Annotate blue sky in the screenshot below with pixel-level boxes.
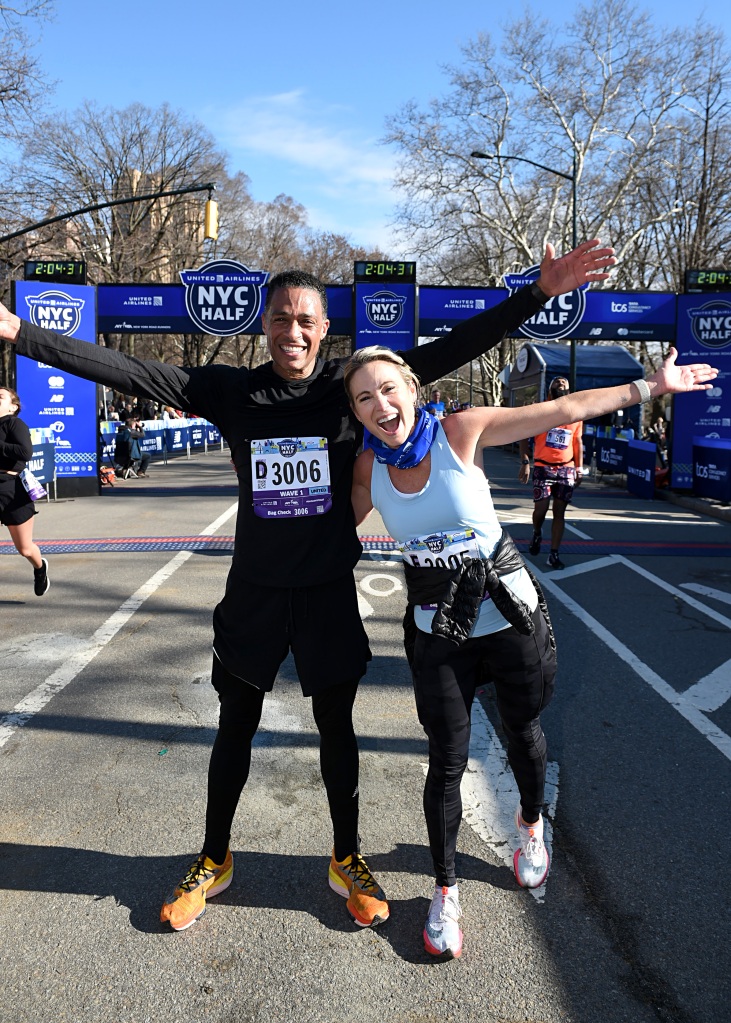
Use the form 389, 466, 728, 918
31, 0, 730, 255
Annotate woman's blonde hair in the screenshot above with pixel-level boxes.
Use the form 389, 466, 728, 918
343, 346, 421, 404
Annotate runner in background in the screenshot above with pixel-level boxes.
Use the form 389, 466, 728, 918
518, 377, 583, 569
0, 387, 50, 595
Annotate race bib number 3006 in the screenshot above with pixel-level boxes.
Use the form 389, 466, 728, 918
251, 437, 332, 519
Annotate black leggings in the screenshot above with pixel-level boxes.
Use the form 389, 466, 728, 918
202, 657, 360, 864
411, 605, 556, 887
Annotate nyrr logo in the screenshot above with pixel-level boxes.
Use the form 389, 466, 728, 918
504, 266, 586, 341
180, 259, 268, 337
26, 292, 84, 335
363, 290, 406, 329
687, 301, 731, 349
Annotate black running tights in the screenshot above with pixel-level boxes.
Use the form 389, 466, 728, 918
202, 657, 360, 864
411, 605, 556, 887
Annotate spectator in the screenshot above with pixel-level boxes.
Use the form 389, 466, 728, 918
424, 389, 446, 419
114, 416, 151, 478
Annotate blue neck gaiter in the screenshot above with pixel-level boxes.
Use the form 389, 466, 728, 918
364, 406, 439, 469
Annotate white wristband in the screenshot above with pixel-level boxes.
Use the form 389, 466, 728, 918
633, 378, 651, 404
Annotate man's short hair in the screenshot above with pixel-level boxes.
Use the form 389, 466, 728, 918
264, 269, 328, 319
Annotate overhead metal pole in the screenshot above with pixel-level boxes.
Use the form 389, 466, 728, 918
0, 182, 217, 245
470, 149, 579, 390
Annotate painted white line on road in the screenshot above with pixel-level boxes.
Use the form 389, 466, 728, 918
681, 660, 731, 713
564, 522, 593, 540
359, 573, 403, 597
357, 594, 375, 619
680, 582, 731, 607
571, 514, 713, 525
0, 502, 239, 751
614, 556, 731, 631
545, 555, 619, 580
534, 565, 731, 763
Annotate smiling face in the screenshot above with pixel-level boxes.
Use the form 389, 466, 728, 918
262, 286, 330, 381
348, 360, 419, 449
0, 388, 19, 417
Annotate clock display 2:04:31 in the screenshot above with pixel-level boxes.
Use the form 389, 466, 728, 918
354, 260, 416, 282
23, 259, 87, 285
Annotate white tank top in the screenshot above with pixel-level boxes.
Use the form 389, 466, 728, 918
371, 421, 537, 637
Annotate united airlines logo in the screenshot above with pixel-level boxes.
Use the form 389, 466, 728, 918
504, 265, 586, 341
26, 292, 84, 335
363, 290, 407, 329
687, 301, 731, 349
180, 259, 268, 336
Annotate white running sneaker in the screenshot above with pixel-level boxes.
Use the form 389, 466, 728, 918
423, 883, 463, 959
514, 808, 550, 888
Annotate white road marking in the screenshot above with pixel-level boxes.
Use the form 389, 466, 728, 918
534, 563, 731, 763
613, 556, 731, 631
564, 522, 593, 539
544, 555, 619, 579
0, 502, 239, 750
681, 661, 731, 713
359, 573, 403, 597
680, 583, 731, 607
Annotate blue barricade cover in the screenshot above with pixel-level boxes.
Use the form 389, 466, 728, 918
27, 441, 56, 485
626, 439, 657, 499
693, 436, 731, 503
164, 425, 190, 452
595, 436, 628, 475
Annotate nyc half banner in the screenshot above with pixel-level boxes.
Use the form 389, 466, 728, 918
354, 281, 417, 350
97, 273, 353, 338
418, 283, 676, 342
672, 295, 731, 487
14, 281, 98, 479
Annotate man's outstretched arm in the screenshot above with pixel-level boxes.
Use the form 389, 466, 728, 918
402, 239, 616, 385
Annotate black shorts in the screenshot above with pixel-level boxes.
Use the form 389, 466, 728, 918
211, 571, 372, 696
0, 473, 35, 527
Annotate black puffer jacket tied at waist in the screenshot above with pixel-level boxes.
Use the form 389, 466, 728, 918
403, 529, 556, 651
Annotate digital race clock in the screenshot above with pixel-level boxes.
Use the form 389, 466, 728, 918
684, 268, 731, 293
354, 260, 416, 283
24, 259, 87, 285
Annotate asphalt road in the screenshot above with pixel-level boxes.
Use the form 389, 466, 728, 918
1, 446, 729, 1023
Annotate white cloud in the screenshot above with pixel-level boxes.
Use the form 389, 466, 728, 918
211, 90, 397, 191
198, 90, 408, 250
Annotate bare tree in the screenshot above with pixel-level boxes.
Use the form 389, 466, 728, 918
0, 0, 54, 382
384, 0, 731, 396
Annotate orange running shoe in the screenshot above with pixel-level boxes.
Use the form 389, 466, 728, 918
328, 850, 389, 928
160, 849, 233, 931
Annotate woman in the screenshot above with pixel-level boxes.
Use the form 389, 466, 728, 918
345, 346, 716, 959
0, 387, 50, 595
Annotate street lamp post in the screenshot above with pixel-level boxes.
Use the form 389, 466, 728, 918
470, 148, 578, 391
0, 182, 219, 247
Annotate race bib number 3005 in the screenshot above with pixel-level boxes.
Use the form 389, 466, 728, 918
251, 437, 332, 519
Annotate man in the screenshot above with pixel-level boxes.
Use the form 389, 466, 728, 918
424, 388, 446, 419
518, 376, 583, 570
0, 240, 614, 932
114, 415, 151, 478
